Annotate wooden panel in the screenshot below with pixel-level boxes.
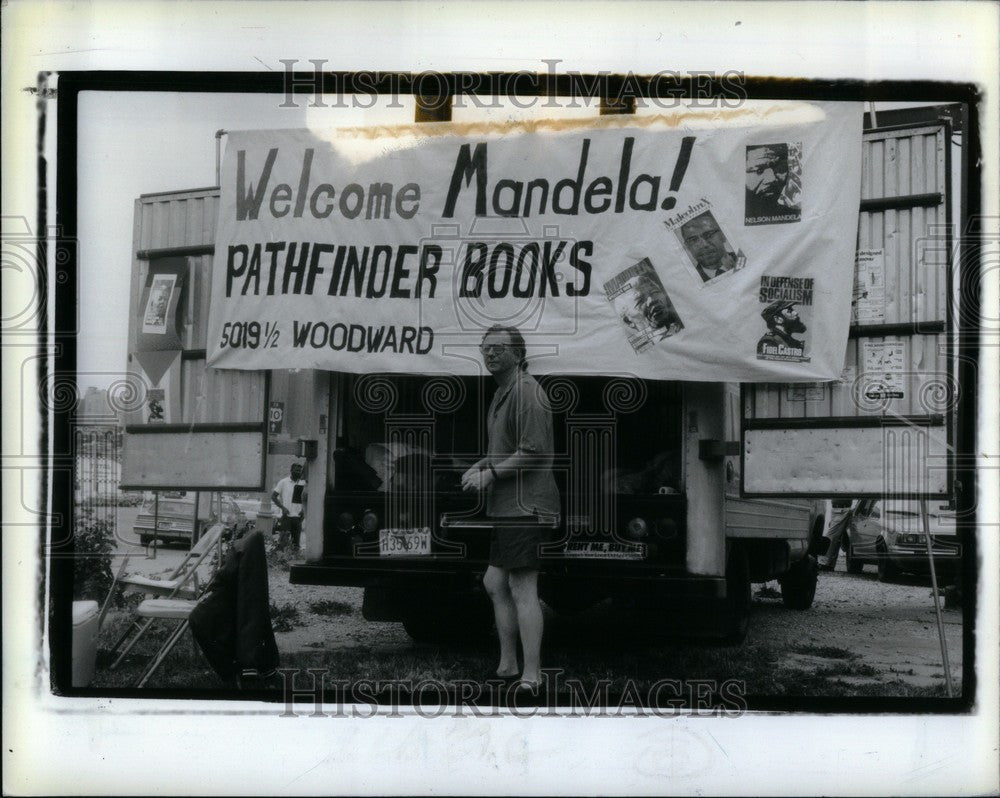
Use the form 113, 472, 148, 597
178, 359, 266, 423
120, 429, 265, 490
725, 498, 812, 538
744, 425, 949, 497
130, 189, 263, 430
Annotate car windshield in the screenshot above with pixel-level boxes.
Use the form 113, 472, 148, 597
882, 501, 951, 518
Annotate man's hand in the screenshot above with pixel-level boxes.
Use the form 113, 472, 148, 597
461, 466, 494, 493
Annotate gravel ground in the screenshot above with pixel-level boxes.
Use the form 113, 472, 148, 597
99, 510, 962, 695
268, 552, 963, 692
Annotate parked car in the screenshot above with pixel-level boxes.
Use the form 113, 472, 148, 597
133, 493, 251, 546
843, 499, 961, 581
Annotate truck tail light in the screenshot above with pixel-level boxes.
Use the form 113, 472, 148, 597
337, 512, 355, 531
625, 517, 649, 540
362, 510, 380, 533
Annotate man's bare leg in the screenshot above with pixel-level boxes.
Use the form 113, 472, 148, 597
508, 568, 543, 685
484, 565, 520, 676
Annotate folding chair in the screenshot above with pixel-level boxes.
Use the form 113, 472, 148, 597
131, 597, 199, 687
107, 523, 225, 670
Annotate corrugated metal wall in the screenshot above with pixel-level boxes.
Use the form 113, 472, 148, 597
747, 124, 950, 421
129, 189, 266, 424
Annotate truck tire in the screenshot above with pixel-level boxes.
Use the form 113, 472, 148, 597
402, 595, 493, 644
779, 554, 818, 610
844, 536, 864, 575
719, 544, 751, 644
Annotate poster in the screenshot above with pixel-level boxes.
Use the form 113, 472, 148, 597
603, 257, 684, 353
207, 105, 863, 382
141, 273, 176, 334
744, 141, 803, 225
853, 248, 886, 324
862, 339, 907, 399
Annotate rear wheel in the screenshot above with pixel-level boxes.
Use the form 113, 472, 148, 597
844, 536, 864, 575
779, 554, 818, 610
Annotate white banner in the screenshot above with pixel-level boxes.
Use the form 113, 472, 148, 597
208, 103, 862, 380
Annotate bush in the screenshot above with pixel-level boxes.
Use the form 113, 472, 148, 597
73, 510, 115, 602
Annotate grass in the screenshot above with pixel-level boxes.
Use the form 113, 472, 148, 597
85, 583, 957, 700
791, 644, 854, 660
269, 602, 304, 632
308, 599, 354, 616
87, 621, 953, 699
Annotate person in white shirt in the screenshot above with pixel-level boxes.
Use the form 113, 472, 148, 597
271, 462, 307, 551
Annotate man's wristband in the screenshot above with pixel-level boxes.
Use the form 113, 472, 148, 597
487, 462, 499, 479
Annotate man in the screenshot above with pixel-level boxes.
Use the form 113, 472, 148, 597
271, 462, 307, 552
633, 274, 683, 338
745, 144, 799, 222
756, 300, 807, 357
680, 212, 737, 282
461, 325, 559, 690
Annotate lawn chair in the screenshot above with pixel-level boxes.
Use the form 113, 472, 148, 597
106, 523, 225, 670
130, 597, 200, 687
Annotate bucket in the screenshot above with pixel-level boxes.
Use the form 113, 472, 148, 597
72, 600, 100, 687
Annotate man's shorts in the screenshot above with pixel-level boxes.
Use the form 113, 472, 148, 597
488, 517, 550, 571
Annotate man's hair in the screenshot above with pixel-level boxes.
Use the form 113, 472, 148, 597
482, 324, 528, 370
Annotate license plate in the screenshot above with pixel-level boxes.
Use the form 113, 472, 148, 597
379, 527, 432, 556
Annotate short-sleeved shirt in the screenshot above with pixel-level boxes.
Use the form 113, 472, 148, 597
486, 370, 560, 518
274, 476, 306, 518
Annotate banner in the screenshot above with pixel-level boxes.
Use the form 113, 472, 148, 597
207, 103, 862, 381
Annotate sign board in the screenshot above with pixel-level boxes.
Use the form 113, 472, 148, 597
120, 424, 266, 491
268, 400, 284, 434
207, 104, 862, 382
742, 114, 958, 498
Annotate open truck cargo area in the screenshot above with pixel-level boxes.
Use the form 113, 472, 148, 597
286, 372, 818, 642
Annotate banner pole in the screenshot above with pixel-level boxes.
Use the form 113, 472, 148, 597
921, 498, 954, 697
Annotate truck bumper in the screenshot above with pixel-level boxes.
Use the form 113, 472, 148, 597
290, 558, 726, 599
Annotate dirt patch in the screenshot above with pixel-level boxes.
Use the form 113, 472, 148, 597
100, 538, 962, 696
747, 569, 962, 690
267, 552, 962, 694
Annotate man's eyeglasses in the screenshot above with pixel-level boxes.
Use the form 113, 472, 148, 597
479, 343, 510, 354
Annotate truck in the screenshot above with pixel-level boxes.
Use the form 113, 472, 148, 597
120, 99, 962, 644
294, 373, 826, 643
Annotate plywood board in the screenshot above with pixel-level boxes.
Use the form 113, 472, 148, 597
120, 428, 265, 490
744, 424, 949, 496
